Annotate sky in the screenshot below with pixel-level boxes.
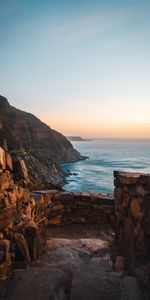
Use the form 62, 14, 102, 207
0, 0, 150, 138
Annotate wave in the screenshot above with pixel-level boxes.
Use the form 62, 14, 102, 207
62, 140, 150, 192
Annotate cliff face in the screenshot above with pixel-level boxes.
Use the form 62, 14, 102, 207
0, 95, 84, 188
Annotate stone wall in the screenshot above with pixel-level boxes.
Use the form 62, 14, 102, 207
1, 146, 150, 280
0, 145, 115, 279
0, 146, 46, 278
31, 190, 115, 227
114, 171, 150, 270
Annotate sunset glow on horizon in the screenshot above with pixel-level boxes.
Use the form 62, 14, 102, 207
43, 98, 150, 138
1, 0, 150, 139
43, 112, 150, 139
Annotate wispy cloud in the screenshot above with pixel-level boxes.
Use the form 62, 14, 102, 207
1, 1, 150, 44
49, 4, 150, 40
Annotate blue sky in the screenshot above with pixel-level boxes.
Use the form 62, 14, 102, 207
0, 0, 150, 137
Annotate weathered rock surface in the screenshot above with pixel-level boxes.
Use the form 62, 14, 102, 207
0, 146, 47, 280
5, 225, 142, 300
0, 95, 84, 188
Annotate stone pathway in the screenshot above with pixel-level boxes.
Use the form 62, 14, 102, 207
1, 225, 143, 300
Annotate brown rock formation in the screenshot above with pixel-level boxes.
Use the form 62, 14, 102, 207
0, 95, 84, 188
0, 146, 46, 278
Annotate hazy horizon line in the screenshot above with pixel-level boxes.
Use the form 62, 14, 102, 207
66, 136, 150, 141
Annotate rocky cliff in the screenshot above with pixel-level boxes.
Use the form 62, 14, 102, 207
0, 95, 84, 188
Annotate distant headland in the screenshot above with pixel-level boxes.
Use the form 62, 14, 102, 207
67, 136, 91, 141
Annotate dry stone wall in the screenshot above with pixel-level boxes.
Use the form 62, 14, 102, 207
114, 171, 150, 270
31, 190, 115, 227
0, 146, 46, 278
0, 145, 115, 279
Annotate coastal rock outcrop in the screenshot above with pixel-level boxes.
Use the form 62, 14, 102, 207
0, 95, 84, 188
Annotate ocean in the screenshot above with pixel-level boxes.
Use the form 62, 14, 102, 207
62, 139, 150, 193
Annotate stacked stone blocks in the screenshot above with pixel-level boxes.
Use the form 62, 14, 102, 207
114, 171, 150, 269
0, 146, 43, 278
31, 190, 115, 226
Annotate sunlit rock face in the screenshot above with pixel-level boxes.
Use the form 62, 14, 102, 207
0, 146, 46, 279
0, 95, 84, 188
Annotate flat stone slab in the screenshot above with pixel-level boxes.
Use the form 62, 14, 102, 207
5, 225, 143, 300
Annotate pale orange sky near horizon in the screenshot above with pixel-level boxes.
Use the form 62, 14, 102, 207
43, 111, 150, 139
40, 96, 150, 139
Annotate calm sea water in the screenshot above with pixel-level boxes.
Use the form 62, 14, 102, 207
62, 139, 150, 193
